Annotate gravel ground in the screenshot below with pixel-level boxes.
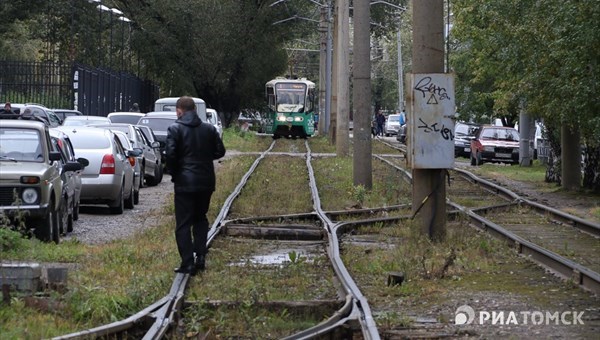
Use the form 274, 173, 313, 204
64, 174, 174, 245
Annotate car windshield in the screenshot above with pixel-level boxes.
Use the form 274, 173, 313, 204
0, 128, 43, 162
138, 118, 175, 133
480, 128, 519, 142
388, 115, 400, 122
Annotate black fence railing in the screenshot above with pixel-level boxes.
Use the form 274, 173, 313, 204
0, 60, 159, 116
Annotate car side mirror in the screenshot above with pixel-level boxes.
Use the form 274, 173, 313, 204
62, 161, 84, 174
49, 151, 61, 161
77, 157, 89, 167
151, 141, 160, 148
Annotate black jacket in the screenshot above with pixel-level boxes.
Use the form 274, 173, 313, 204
166, 111, 226, 192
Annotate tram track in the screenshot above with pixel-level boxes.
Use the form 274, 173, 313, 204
372, 142, 600, 295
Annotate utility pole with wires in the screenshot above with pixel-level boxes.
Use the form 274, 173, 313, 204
410, 0, 453, 241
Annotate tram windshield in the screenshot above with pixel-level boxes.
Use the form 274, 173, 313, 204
276, 83, 307, 113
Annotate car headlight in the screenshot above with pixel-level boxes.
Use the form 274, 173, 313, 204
22, 188, 38, 204
512, 148, 519, 153
484, 146, 495, 152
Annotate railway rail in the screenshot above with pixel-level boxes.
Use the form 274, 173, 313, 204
53, 137, 599, 339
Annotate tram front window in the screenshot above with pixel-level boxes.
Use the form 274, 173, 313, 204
276, 91, 305, 112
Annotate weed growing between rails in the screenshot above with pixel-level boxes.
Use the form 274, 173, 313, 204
184, 237, 338, 337
222, 127, 272, 152
313, 157, 411, 211
228, 156, 313, 218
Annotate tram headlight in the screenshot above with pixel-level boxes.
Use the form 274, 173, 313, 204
294, 117, 303, 122
277, 116, 287, 122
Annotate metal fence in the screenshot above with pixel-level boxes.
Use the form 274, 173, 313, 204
0, 60, 159, 116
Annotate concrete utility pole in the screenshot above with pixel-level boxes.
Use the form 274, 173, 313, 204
353, 0, 372, 188
319, 5, 327, 135
329, 1, 338, 145
412, 0, 446, 240
335, 0, 350, 156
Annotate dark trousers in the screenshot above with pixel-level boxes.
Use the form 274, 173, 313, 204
174, 191, 212, 267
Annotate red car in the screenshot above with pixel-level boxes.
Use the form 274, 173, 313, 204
470, 126, 520, 165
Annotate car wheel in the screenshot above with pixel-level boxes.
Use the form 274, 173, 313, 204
146, 165, 159, 187
58, 198, 68, 235
109, 185, 125, 214
139, 164, 146, 188
156, 164, 163, 184
124, 183, 134, 209
73, 202, 80, 221
34, 197, 59, 243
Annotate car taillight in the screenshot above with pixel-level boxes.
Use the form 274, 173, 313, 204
128, 156, 136, 167
100, 154, 116, 174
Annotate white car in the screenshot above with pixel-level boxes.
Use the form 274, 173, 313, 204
207, 108, 223, 138
384, 114, 402, 136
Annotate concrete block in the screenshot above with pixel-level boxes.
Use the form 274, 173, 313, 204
0, 263, 42, 292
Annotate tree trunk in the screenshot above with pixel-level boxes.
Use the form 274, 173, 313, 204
561, 124, 581, 190
582, 143, 600, 193
352, 0, 372, 189
545, 123, 561, 184
329, 1, 338, 146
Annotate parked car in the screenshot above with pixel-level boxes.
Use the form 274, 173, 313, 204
396, 123, 407, 144
470, 125, 520, 165
112, 130, 142, 205
107, 112, 145, 125
137, 112, 178, 166
384, 114, 402, 136
10, 104, 63, 127
53, 109, 83, 122
454, 122, 481, 158
92, 123, 162, 186
207, 108, 223, 138
49, 128, 89, 233
56, 126, 139, 213
136, 125, 162, 163
63, 115, 111, 126
0, 119, 83, 242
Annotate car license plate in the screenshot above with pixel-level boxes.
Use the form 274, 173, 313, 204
464, 147, 470, 152
496, 153, 511, 158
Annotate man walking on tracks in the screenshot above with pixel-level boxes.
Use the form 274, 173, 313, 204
166, 96, 226, 275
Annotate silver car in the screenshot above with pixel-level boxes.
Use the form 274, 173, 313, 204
112, 130, 142, 205
384, 114, 402, 136
56, 126, 137, 214
92, 123, 161, 187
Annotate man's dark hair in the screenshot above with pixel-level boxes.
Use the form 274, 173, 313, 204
176, 96, 196, 112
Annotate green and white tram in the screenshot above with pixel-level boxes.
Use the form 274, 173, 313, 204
265, 77, 316, 138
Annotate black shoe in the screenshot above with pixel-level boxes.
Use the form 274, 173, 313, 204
174, 264, 197, 276
195, 255, 206, 272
